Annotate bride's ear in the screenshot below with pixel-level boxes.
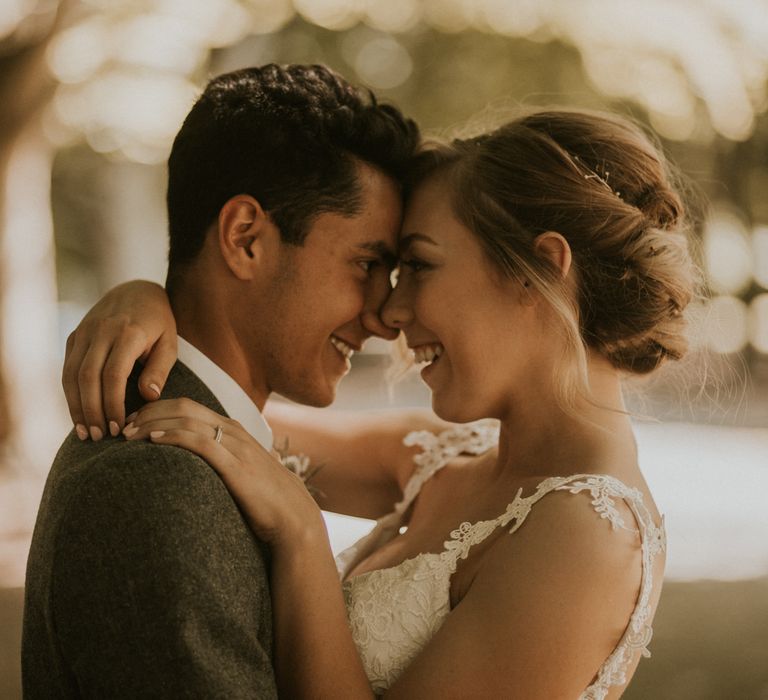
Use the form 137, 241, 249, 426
217, 195, 279, 280
532, 231, 572, 280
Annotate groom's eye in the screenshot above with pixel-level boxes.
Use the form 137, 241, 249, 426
358, 259, 379, 272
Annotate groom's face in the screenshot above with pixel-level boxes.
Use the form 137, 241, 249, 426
255, 163, 402, 407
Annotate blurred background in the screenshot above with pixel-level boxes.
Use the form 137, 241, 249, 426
1, 0, 767, 697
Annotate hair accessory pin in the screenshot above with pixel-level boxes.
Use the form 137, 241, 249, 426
573, 155, 623, 200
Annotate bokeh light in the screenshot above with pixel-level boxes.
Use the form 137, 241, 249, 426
753, 226, 768, 289
293, 0, 362, 31
749, 294, 768, 354
703, 295, 750, 355
353, 36, 412, 89
363, 0, 420, 33
704, 210, 753, 296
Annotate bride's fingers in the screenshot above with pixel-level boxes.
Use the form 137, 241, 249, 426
77, 335, 119, 441
128, 399, 252, 443
123, 416, 244, 447
147, 428, 239, 477
137, 331, 177, 404
130, 397, 221, 424
101, 327, 153, 435
62, 330, 90, 438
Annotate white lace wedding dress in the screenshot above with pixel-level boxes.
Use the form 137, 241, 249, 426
335, 420, 666, 698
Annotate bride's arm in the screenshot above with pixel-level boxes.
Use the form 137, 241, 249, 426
62, 280, 177, 438
265, 401, 453, 519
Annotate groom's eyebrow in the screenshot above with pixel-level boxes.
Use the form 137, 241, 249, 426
355, 241, 398, 269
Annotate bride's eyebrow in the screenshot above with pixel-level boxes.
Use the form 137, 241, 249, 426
398, 232, 438, 253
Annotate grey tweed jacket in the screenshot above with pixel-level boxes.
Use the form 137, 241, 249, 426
22, 362, 277, 699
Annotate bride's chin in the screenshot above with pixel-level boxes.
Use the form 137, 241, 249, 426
430, 392, 476, 425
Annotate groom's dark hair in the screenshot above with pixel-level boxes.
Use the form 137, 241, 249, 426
166, 63, 420, 271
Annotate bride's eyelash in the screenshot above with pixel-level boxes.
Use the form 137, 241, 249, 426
399, 258, 429, 272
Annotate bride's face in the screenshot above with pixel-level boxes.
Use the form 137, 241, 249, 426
382, 176, 554, 423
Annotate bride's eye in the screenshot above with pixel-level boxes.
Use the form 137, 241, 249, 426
400, 258, 428, 273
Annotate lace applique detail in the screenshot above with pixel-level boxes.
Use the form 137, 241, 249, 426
401, 419, 499, 504
337, 423, 664, 699
556, 476, 666, 700
558, 475, 640, 532
342, 553, 447, 694
336, 421, 499, 579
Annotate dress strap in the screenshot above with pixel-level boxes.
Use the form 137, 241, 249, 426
335, 420, 498, 580
560, 476, 666, 699
396, 419, 499, 515
420, 473, 665, 700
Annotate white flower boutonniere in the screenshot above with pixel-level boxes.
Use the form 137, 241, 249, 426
275, 440, 325, 500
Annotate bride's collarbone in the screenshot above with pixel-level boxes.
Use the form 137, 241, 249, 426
400, 464, 525, 549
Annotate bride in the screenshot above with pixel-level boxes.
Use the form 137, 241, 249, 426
62, 109, 697, 698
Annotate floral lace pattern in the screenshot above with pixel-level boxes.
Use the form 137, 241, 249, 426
335, 419, 499, 579
337, 422, 665, 697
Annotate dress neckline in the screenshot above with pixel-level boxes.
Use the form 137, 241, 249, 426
343, 472, 655, 585
338, 422, 666, 699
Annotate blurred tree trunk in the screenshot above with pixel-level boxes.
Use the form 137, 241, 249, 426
0, 4, 65, 469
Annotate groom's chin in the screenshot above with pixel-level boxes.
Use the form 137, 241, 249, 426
281, 381, 338, 409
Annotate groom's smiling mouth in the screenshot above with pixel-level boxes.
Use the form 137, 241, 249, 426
330, 335, 357, 361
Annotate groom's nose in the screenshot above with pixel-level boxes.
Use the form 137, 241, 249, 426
360, 269, 399, 341
361, 308, 399, 341
380, 274, 412, 331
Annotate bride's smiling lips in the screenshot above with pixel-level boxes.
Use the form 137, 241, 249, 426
408, 341, 445, 382
409, 342, 444, 364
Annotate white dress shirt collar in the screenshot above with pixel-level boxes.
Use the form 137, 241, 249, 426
176, 336, 273, 451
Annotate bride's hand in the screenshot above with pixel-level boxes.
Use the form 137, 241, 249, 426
63, 281, 178, 440
123, 398, 325, 546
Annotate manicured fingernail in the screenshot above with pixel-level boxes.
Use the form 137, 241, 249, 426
126, 412, 137, 423
149, 430, 165, 439
89, 426, 103, 441
75, 424, 88, 441
149, 383, 161, 398
109, 421, 120, 437
123, 424, 138, 437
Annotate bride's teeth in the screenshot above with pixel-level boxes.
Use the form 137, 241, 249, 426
413, 344, 444, 364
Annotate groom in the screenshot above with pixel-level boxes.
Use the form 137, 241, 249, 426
22, 64, 418, 698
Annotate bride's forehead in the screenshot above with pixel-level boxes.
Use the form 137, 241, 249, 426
397, 212, 477, 253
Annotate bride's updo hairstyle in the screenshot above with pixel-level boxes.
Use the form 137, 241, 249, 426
408, 110, 699, 409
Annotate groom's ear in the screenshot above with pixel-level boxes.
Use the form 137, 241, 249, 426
217, 195, 279, 280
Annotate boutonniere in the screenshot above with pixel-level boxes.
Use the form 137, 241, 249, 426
274, 439, 326, 500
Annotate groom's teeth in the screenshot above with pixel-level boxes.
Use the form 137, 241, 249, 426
413, 343, 444, 364
331, 336, 354, 360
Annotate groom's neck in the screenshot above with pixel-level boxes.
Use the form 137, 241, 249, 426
169, 284, 270, 411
